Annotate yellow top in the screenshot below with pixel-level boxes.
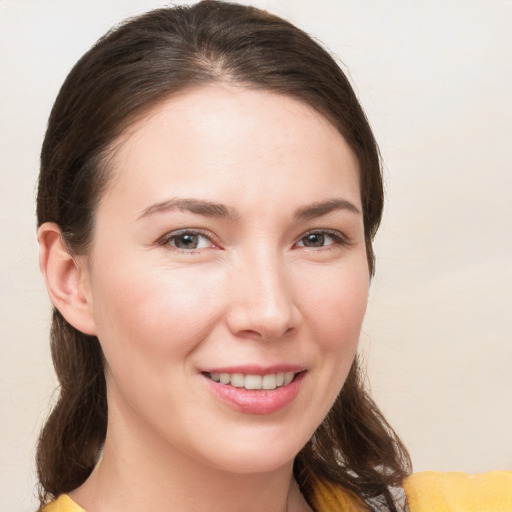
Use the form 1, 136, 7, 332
402, 471, 512, 512
43, 471, 512, 512
43, 494, 85, 512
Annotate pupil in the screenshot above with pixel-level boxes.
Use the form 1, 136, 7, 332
306, 233, 324, 247
177, 233, 197, 249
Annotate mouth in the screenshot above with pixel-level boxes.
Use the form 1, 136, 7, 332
202, 368, 305, 414
205, 371, 296, 390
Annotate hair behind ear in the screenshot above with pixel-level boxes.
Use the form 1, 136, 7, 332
294, 357, 411, 510
36, 223, 107, 506
37, 309, 107, 507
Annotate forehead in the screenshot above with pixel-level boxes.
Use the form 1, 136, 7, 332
100, 85, 361, 215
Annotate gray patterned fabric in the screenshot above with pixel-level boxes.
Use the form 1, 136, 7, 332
364, 485, 409, 512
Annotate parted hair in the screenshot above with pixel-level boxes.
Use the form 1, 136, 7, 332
36, 2, 410, 510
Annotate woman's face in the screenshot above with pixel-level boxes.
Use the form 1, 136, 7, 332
81, 86, 369, 473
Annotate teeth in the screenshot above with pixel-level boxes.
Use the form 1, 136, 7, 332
231, 373, 245, 388
208, 371, 297, 390
262, 374, 276, 390
284, 371, 294, 385
244, 375, 262, 389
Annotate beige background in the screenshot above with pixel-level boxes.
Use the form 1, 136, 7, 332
1, 1, 511, 510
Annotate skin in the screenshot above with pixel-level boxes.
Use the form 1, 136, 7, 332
39, 85, 369, 512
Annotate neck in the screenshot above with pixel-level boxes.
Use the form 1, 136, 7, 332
70, 398, 311, 512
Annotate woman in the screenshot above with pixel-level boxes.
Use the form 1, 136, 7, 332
35, 2, 510, 511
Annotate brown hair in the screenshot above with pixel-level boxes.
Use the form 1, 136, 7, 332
36, 2, 410, 510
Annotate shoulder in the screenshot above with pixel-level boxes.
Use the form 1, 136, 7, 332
42, 495, 86, 512
403, 471, 512, 512
41, 473, 512, 512
312, 471, 512, 512
311, 478, 367, 511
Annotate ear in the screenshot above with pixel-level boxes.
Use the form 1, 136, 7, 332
38, 222, 97, 336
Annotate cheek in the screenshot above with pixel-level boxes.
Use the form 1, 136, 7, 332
298, 261, 369, 341
90, 263, 224, 365
89, 267, 225, 419
298, 260, 368, 396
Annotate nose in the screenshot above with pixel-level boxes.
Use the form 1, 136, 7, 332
225, 252, 301, 341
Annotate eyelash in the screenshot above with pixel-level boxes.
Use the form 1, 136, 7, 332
157, 228, 349, 252
157, 229, 217, 252
295, 229, 349, 249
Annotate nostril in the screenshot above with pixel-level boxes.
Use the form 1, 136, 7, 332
225, 268, 301, 339
230, 319, 297, 342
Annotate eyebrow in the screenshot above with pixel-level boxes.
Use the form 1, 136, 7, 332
137, 197, 360, 221
137, 198, 239, 221
294, 198, 361, 219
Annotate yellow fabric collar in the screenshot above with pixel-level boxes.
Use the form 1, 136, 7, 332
42, 471, 512, 512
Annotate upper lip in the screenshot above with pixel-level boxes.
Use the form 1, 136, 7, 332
200, 364, 306, 375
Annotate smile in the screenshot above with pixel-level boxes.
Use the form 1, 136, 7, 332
207, 372, 296, 390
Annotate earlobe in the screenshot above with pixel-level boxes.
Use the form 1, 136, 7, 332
37, 222, 97, 336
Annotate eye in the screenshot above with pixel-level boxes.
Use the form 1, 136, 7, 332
159, 230, 215, 251
296, 230, 346, 248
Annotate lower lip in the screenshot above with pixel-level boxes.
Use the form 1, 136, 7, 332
203, 372, 305, 415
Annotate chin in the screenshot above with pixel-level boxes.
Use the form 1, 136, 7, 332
207, 449, 299, 475
195, 430, 309, 475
